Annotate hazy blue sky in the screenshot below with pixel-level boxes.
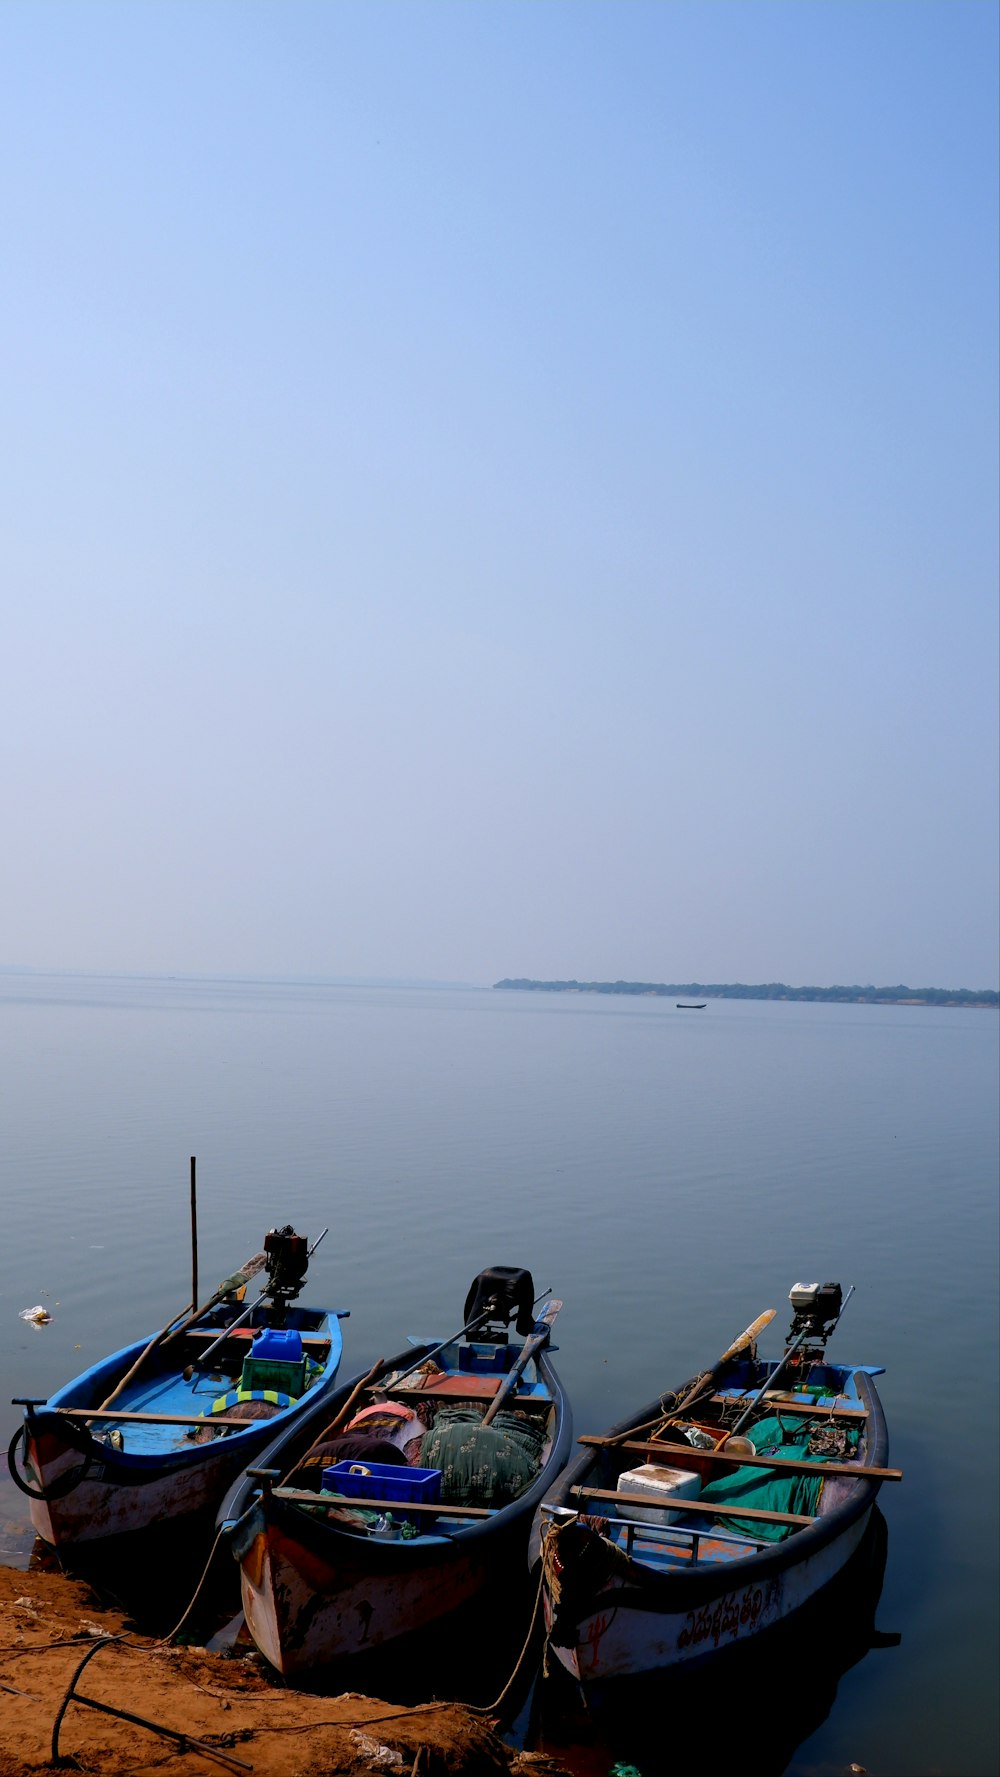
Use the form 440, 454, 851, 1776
2, 1, 997, 988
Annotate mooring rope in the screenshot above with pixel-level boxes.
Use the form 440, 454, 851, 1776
155, 1523, 229, 1646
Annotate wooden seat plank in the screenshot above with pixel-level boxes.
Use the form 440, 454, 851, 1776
273, 1487, 494, 1519
183, 1328, 331, 1353
570, 1484, 816, 1528
382, 1385, 547, 1408
576, 1434, 900, 1482
53, 1407, 259, 1429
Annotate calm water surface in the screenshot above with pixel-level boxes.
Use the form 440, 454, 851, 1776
1, 976, 997, 1775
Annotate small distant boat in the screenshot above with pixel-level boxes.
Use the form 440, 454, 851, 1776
532, 1283, 895, 1690
219, 1267, 571, 1677
8, 1226, 347, 1559
676, 1002, 707, 1009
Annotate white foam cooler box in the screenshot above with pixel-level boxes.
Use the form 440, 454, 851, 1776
616, 1462, 702, 1525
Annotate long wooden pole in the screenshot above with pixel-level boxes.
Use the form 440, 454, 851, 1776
97, 1304, 195, 1412
160, 1251, 268, 1349
483, 1298, 561, 1427
283, 1358, 387, 1487
190, 1157, 198, 1316
611, 1308, 778, 1448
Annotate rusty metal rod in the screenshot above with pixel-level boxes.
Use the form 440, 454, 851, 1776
60, 1694, 252, 1771
51, 1637, 251, 1772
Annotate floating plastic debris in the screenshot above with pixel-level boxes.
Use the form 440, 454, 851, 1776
19, 1306, 52, 1326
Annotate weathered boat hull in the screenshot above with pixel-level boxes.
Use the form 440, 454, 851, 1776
542, 1504, 873, 1682
532, 1506, 891, 1777
22, 1415, 268, 1549
238, 1504, 504, 1673
220, 1335, 572, 1676
533, 1366, 887, 1688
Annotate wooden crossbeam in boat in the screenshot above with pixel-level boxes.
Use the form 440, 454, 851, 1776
52, 1407, 254, 1429
272, 1486, 494, 1518
382, 1385, 546, 1409
570, 1485, 816, 1528
183, 1328, 331, 1352
577, 1435, 900, 1481
707, 1393, 867, 1420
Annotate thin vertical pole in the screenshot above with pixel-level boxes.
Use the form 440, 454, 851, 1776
189, 1156, 198, 1314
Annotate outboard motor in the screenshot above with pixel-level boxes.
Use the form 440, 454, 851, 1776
262, 1225, 310, 1327
785, 1281, 844, 1366
463, 1267, 536, 1342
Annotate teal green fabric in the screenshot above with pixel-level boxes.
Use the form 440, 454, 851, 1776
697, 1415, 859, 1542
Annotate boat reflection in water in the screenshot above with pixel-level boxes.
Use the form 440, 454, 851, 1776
528, 1506, 897, 1777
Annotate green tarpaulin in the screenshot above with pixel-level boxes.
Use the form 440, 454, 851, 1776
697, 1415, 859, 1542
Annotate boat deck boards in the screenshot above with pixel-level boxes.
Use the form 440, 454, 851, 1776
608, 1525, 760, 1569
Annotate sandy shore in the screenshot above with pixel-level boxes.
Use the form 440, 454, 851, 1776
0, 1566, 567, 1777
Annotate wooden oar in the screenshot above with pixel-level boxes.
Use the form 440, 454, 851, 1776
283, 1358, 387, 1488
99, 1249, 268, 1411
606, 1308, 777, 1448
97, 1304, 193, 1413
667, 1309, 777, 1419
482, 1299, 562, 1427
160, 1251, 269, 1350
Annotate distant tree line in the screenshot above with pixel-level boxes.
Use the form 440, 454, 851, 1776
493, 978, 999, 1008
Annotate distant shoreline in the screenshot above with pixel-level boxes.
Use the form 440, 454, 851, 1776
494, 978, 999, 1009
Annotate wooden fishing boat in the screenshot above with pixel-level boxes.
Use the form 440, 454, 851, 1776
531, 1283, 895, 1692
218, 1267, 571, 1678
8, 1226, 347, 1559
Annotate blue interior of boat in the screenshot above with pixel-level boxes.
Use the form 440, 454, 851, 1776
712, 1358, 883, 1406
605, 1519, 763, 1568
45, 1303, 340, 1458
562, 1357, 883, 1571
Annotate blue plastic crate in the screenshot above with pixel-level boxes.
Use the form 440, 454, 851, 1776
321, 1461, 442, 1506
458, 1342, 516, 1374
